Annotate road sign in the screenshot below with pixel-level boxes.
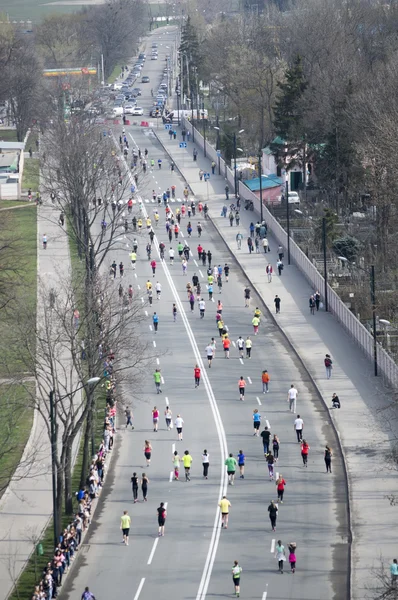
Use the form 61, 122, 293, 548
165, 124, 172, 130
204, 173, 210, 181
179, 142, 187, 148
216, 150, 221, 156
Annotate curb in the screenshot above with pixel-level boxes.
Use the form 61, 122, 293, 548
153, 128, 353, 600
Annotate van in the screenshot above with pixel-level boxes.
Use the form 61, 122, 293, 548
113, 82, 123, 90
112, 106, 124, 117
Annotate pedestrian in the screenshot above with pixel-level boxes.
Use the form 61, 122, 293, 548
157, 502, 167, 536
332, 393, 341, 409
153, 312, 159, 332
309, 295, 316, 314
325, 445, 333, 473
152, 406, 160, 431
219, 495, 231, 528
193, 148, 198, 161
278, 245, 284, 260
223, 336, 231, 358
288, 543, 297, 573
42, 234, 48, 250
120, 511, 131, 545
247, 236, 253, 253
266, 451, 275, 479
236, 232, 243, 249
288, 384, 298, 412
268, 500, 278, 531
182, 450, 192, 481
245, 336, 252, 358
211, 161, 216, 174
144, 440, 152, 466
237, 450, 245, 478
253, 408, 261, 436
231, 560, 242, 597
262, 370, 270, 393
276, 475, 286, 503
266, 263, 273, 282
244, 286, 251, 307
315, 290, 321, 311
194, 364, 201, 387
199, 169, 204, 181
119, 262, 124, 278
172, 303, 177, 321
274, 295, 281, 313
164, 406, 172, 430
172, 450, 180, 480
205, 342, 214, 368
202, 449, 210, 479
325, 354, 333, 379
275, 540, 286, 572
199, 298, 206, 319
175, 414, 184, 440
125, 406, 134, 429
272, 434, 280, 459
262, 237, 269, 253
261, 426, 271, 454
150, 259, 156, 277
277, 259, 284, 275
141, 473, 149, 501
154, 369, 162, 394
238, 376, 246, 401
252, 315, 260, 335
225, 452, 237, 485
294, 414, 304, 442
391, 559, 398, 587
301, 439, 310, 466
131, 473, 138, 503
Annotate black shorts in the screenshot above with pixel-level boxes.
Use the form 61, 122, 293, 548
145, 452, 151, 459
233, 578, 240, 586
207, 355, 213, 361
227, 471, 235, 476
158, 518, 165, 526
122, 528, 130, 536
239, 387, 245, 395
254, 422, 260, 430
177, 427, 182, 434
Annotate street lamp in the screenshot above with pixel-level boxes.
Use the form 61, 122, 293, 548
285, 175, 291, 265
339, 257, 378, 376
322, 217, 328, 312
213, 126, 244, 197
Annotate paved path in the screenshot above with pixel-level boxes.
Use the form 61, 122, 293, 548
153, 123, 398, 598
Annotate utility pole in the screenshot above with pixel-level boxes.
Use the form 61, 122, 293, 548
49, 390, 59, 548
322, 217, 328, 312
233, 132, 237, 198
286, 179, 290, 265
371, 264, 378, 376
258, 152, 263, 221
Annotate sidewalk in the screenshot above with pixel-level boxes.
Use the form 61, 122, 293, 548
0, 201, 79, 600
154, 125, 398, 599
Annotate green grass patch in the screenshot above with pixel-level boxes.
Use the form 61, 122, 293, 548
22, 158, 40, 193
25, 130, 39, 152
0, 200, 32, 209
0, 129, 18, 142
108, 64, 124, 84
1, 1, 80, 23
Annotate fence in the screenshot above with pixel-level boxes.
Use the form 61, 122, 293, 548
183, 117, 398, 389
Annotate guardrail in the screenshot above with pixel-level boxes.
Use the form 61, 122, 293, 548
183, 117, 398, 389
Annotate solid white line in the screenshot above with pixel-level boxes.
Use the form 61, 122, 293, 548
270, 539, 275, 553
256, 396, 262, 405
247, 376, 252, 384
199, 270, 204, 278
153, 340, 156, 347
172, 443, 175, 453
145, 310, 148, 316
169, 470, 173, 482
161, 376, 165, 384
194, 259, 198, 266
133, 578, 145, 600
266, 419, 270, 429
239, 358, 244, 365
156, 357, 160, 365
147, 538, 159, 565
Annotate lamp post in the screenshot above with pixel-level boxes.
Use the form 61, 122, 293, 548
214, 126, 244, 197
339, 257, 378, 376
322, 217, 328, 312
176, 90, 180, 126
285, 178, 291, 265
258, 151, 263, 222
201, 97, 206, 157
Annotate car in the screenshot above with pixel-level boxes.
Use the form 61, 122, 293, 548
124, 105, 136, 115
287, 191, 300, 204
132, 88, 142, 96
112, 106, 124, 117
113, 82, 123, 90
159, 83, 167, 89
139, 53, 146, 59
132, 107, 144, 116
151, 54, 158, 60
94, 116, 106, 124
142, 76, 150, 83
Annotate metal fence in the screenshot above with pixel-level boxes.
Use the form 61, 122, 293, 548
183, 118, 398, 389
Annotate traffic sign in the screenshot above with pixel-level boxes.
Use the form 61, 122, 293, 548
179, 142, 187, 148
165, 124, 172, 130
204, 173, 210, 181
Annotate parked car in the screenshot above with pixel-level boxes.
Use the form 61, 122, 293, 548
132, 107, 144, 115
132, 88, 142, 96
124, 105, 136, 115
112, 106, 124, 117
139, 53, 146, 59
151, 54, 158, 60
142, 76, 150, 83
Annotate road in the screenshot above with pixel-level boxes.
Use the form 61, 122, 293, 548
62, 28, 348, 600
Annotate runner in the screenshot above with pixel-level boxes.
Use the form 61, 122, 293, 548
237, 450, 245, 478
194, 364, 201, 388
268, 500, 278, 531
236, 336, 245, 358
131, 473, 139, 503
120, 510, 131, 545
150, 259, 157, 277
288, 543, 297, 573
273, 434, 280, 460
262, 369, 270, 393
231, 560, 242, 597
266, 451, 275, 480
238, 376, 246, 401
144, 440, 152, 466
252, 314, 260, 335
152, 405, 160, 431
219, 495, 231, 528
199, 298, 206, 319
223, 335, 231, 358
164, 406, 172, 430
156, 281, 162, 300
157, 502, 167, 536
125, 406, 134, 429
153, 312, 159, 332
261, 426, 271, 454
141, 473, 149, 501
210, 337, 217, 357
244, 286, 251, 307
202, 449, 210, 479
205, 342, 214, 368
189, 291, 195, 312
225, 453, 237, 485
172, 303, 177, 322
276, 474, 286, 503
253, 408, 261, 435
275, 541, 286, 573
182, 450, 192, 481
172, 450, 180, 480
169, 247, 175, 264
128, 285, 133, 304
301, 439, 310, 466
224, 263, 230, 281
154, 370, 162, 394
288, 384, 298, 412
175, 414, 184, 440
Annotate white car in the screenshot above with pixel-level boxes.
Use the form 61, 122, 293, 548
132, 107, 144, 116
287, 191, 300, 204
124, 105, 136, 115
151, 54, 158, 60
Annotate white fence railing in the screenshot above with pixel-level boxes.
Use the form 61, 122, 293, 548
183, 118, 398, 389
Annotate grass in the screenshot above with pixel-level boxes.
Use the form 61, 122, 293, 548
1, 1, 80, 23
25, 130, 39, 152
107, 64, 124, 84
22, 158, 40, 193
0, 129, 18, 142
0, 200, 31, 209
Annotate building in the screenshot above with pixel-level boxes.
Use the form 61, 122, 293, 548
243, 174, 284, 204
0, 141, 25, 199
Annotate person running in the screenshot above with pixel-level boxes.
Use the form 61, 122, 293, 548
144, 440, 152, 466
156, 281, 162, 300
141, 473, 149, 501
288, 384, 298, 412
169, 247, 175, 264
120, 510, 131, 545
202, 449, 210, 479
199, 298, 206, 319
157, 502, 167, 536
236, 336, 245, 358
325, 445, 333, 473
125, 406, 134, 429
288, 543, 297, 573
225, 453, 237, 485
238, 376, 246, 401
252, 314, 260, 335
175, 414, 184, 440
129, 250, 137, 269
275, 540, 286, 573
131, 473, 139, 503
210, 337, 217, 357
182, 450, 192, 481
231, 560, 242, 597
237, 450, 245, 478
153, 312, 159, 332
219, 495, 231, 528
266, 451, 275, 480
205, 343, 214, 368
194, 364, 201, 388
262, 370, 270, 393
189, 291, 195, 312
244, 286, 251, 307
245, 336, 252, 359
253, 408, 261, 435
150, 259, 156, 277
172, 303, 177, 322
154, 370, 162, 394
294, 414, 304, 442
276, 475, 286, 503
272, 434, 280, 460
172, 450, 180, 480
301, 439, 310, 466
261, 426, 271, 455
268, 500, 278, 531
223, 336, 231, 358
164, 405, 172, 430
81, 587, 96, 600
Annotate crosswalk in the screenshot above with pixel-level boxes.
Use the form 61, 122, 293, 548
143, 198, 184, 203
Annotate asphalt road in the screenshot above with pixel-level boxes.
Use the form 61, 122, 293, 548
62, 29, 348, 600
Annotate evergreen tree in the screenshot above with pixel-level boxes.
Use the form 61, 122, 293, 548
179, 16, 202, 100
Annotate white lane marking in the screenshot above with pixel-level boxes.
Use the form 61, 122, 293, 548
266, 419, 270, 429
141, 297, 144, 303
211, 298, 215, 303
194, 259, 198, 266
270, 539, 275, 553
172, 443, 175, 453
145, 310, 148, 316
156, 357, 160, 365
165, 396, 169, 405
199, 270, 204, 278
147, 538, 159, 565
256, 396, 262, 405
134, 273, 137, 279
232, 341, 236, 347
169, 471, 173, 482
247, 376, 252, 384
262, 587, 268, 600
149, 325, 153, 331
133, 578, 145, 600
153, 340, 156, 347
161, 376, 165, 384
239, 358, 244, 365
137, 284, 141, 290
276, 472, 279, 481
164, 502, 168, 509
